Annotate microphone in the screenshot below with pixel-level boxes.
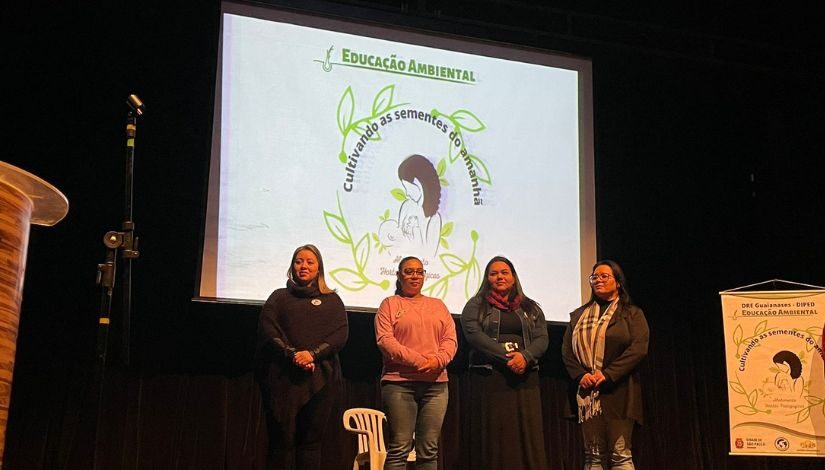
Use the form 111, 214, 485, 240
126, 94, 145, 116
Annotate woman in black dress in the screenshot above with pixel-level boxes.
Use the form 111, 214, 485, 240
256, 244, 349, 470
460, 256, 549, 470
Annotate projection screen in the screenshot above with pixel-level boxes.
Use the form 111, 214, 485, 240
198, 1, 596, 322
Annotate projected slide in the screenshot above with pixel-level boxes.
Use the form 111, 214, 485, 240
199, 3, 595, 321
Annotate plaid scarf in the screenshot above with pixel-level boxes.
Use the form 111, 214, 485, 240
572, 299, 618, 423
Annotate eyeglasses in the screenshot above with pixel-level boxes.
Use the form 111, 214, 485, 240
402, 269, 426, 277
589, 273, 613, 283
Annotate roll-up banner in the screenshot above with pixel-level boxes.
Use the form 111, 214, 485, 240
720, 281, 825, 457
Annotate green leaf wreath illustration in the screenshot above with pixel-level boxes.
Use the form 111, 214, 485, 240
324, 192, 391, 292
729, 375, 771, 416
337, 84, 409, 163
422, 230, 481, 300
790, 394, 825, 423
431, 107, 492, 185
330, 85, 491, 300
732, 320, 776, 358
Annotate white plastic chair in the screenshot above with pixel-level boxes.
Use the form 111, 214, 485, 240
343, 408, 387, 470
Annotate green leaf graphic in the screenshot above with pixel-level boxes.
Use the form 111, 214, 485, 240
431, 279, 449, 299
337, 86, 355, 134
440, 253, 466, 273
324, 190, 391, 293
735, 405, 758, 416
351, 120, 368, 136
804, 395, 822, 405
440, 238, 449, 249
468, 155, 492, 185
448, 137, 460, 163
391, 188, 407, 202
329, 268, 368, 291
372, 84, 395, 116
441, 222, 454, 237
729, 381, 746, 394
324, 211, 351, 244
439, 178, 449, 186
754, 320, 767, 335
733, 324, 743, 345
747, 390, 757, 406
436, 159, 446, 177
464, 259, 481, 299
354, 234, 370, 272
451, 109, 486, 132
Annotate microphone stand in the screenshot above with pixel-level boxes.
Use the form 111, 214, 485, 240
93, 94, 144, 469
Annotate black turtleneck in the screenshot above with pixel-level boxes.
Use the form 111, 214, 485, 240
257, 279, 349, 422
595, 296, 615, 317
258, 280, 348, 362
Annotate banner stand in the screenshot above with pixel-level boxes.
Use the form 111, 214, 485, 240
720, 280, 825, 457
721, 279, 825, 293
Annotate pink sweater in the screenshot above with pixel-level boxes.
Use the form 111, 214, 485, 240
375, 295, 458, 382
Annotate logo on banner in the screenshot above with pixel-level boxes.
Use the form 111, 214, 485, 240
735, 438, 744, 449
774, 437, 790, 451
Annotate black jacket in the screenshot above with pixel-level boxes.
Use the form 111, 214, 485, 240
460, 296, 549, 369
562, 301, 649, 424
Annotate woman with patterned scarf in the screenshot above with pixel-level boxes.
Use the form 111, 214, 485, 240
562, 260, 649, 469
460, 256, 549, 470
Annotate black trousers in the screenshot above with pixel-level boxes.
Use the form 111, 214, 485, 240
266, 383, 336, 470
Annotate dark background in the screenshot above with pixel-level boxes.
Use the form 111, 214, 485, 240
6, 1, 824, 468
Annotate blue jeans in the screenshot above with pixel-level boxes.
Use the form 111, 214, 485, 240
382, 381, 449, 470
581, 416, 635, 469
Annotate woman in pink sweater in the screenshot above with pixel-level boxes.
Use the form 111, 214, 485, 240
375, 256, 458, 470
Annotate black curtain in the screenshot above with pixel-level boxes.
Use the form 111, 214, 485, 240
7, 311, 825, 469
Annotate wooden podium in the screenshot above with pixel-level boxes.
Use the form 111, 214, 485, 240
0, 161, 68, 468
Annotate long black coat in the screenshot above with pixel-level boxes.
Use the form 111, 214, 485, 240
561, 301, 649, 424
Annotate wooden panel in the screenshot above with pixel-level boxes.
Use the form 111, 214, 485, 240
0, 181, 32, 468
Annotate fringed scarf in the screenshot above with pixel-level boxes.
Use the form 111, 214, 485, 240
571, 299, 619, 423
486, 291, 522, 312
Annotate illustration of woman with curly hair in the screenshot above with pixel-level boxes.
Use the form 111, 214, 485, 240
772, 350, 804, 395
379, 154, 443, 257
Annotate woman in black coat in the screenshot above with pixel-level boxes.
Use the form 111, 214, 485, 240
256, 244, 348, 470
562, 260, 649, 470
